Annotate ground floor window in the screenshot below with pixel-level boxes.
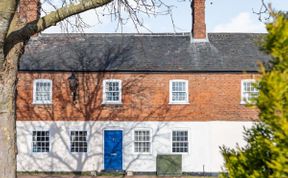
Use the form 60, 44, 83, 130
172, 130, 188, 153
32, 131, 50, 152
134, 129, 151, 153
70, 131, 88, 153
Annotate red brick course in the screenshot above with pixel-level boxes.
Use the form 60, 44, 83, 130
16, 72, 259, 121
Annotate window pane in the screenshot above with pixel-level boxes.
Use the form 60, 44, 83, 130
134, 130, 151, 153
105, 81, 121, 102
70, 131, 88, 153
172, 131, 188, 153
171, 81, 187, 102
34, 80, 52, 103
32, 131, 49, 153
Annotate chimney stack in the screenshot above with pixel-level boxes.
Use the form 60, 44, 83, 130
18, 0, 40, 23
191, 0, 207, 41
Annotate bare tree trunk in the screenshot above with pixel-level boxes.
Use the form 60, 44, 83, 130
0, 1, 20, 177
0, 1, 116, 177
0, 43, 23, 178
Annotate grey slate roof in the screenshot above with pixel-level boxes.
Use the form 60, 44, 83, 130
19, 33, 271, 72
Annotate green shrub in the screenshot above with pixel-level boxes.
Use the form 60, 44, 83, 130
220, 13, 288, 178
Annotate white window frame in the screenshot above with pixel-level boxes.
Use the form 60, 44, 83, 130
102, 79, 122, 104
241, 79, 258, 104
33, 79, 52, 104
69, 130, 88, 153
32, 130, 50, 153
171, 129, 189, 154
169, 80, 189, 104
133, 128, 152, 154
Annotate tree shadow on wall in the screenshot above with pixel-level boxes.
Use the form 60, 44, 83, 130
16, 39, 191, 177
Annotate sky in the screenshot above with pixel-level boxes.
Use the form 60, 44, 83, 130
43, 0, 288, 33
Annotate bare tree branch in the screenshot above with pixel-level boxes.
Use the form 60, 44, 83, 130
5, 0, 112, 56
0, 0, 18, 68
252, 0, 273, 22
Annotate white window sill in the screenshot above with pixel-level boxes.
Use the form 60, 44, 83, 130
32, 101, 52, 105
168, 102, 190, 105
240, 101, 256, 105
31, 151, 50, 154
70, 152, 88, 155
171, 152, 189, 155
102, 101, 123, 105
133, 152, 153, 155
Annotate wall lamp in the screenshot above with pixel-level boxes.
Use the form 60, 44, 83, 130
68, 73, 78, 102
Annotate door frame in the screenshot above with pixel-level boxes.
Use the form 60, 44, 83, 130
102, 128, 124, 171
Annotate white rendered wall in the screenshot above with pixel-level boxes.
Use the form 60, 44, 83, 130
16, 121, 253, 173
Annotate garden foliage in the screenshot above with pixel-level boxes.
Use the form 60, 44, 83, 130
220, 13, 288, 178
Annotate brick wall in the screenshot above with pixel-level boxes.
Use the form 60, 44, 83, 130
16, 72, 259, 121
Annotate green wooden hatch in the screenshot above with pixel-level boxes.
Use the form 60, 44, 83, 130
156, 154, 182, 176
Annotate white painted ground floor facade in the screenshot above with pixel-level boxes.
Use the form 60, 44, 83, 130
16, 121, 253, 173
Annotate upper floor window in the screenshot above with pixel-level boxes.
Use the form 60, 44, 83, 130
169, 80, 188, 104
172, 130, 189, 153
103, 79, 122, 104
70, 130, 88, 153
32, 130, 50, 153
241, 79, 259, 104
134, 129, 152, 153
33, 79, 52, 104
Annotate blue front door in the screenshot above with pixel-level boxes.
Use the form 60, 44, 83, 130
104, 130, 123, 171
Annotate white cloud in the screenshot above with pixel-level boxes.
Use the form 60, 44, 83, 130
212, 12, 267, 33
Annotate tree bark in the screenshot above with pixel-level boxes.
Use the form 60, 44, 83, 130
0, 1, 19, 177
0, 0, 17, 67
0, 43, 22, 178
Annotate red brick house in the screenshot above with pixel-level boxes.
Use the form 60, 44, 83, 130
16, 0, 270, 175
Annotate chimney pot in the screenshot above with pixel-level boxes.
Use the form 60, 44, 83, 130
19, 0, 40, 23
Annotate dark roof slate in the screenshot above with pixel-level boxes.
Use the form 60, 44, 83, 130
19, 33, 271, 72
